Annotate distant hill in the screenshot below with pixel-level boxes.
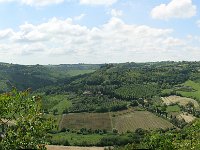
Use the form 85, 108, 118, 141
45, 61, 198, 97
0, 63, 101, 92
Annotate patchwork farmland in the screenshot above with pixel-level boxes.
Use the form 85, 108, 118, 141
59, 110, 174, 133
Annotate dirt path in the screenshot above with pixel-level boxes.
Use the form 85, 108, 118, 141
47, 145, 106, 150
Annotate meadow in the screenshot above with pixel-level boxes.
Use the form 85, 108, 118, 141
42, 94, 72, 114
50, 132, 107, 146
177, 80, 200, 101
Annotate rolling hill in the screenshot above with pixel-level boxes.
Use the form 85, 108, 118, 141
0, 62, 101, 92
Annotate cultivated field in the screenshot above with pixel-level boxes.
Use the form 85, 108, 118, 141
161, 96, 199, 108
59, 113, 112, 130
112, 111, 174, 133
177, 113, 196, 123
59, 110, 174, 133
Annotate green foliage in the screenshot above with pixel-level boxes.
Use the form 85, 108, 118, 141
166, 105, 181, 113
0, 89, 52, 150
1, 61, 200, 149
65, 69, 96, 76
114, 84, 159, 100
50, 132, 106, 146
0, 63, 100, 93
98, 136, 131, 146
145, 132, 175, 150
114, 119, 200, 150
177, 80, 200, 101
41, 94, 72, 114
68, 94, 128, 113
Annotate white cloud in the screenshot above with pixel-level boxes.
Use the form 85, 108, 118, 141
79, 0, 117, 6
0, 0, 14, 2
0, 0, 118, 6
2, 16, 198, 64
197, 20, 200, 27
74, 13, 86, 21
0, 0, 64, 6
0, 29, 14, 39
21, 0, 64, 6
111, 9, 123, 17
151, 0, 196, 20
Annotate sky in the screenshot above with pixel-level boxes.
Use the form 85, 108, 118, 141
0, 0, 200, 64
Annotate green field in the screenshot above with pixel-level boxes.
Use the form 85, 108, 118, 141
51, 132, 107, 146
166, 105, 181, 113
177, 80, 200, 101
42, 94, 72, 114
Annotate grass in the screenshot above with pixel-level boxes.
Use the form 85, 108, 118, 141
42, 94, 72, 114
166, 105, 181, 113
50, 131, 131, 146
161, 89, 173, 95
177, 80, 200, 101
50, 132, 107, 146
51, 99, 72, 114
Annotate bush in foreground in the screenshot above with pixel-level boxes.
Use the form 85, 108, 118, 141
0, 89, 52, 150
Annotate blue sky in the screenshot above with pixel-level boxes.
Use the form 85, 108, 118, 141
0, 0, 200, 64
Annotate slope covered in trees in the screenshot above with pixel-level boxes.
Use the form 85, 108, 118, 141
0, 63, 100, 93
38, 61, 200, 113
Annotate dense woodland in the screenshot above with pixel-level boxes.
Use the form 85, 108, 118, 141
37, 61, 200, 113
1, 61, 200, 149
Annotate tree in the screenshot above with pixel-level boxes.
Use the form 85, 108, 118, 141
145, 132, 175, 150
0, 88, 52, 150
186, 102, 195, 113
53, 108, 58, 115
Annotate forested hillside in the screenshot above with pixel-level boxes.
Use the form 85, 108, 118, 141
45, 61, 194, 94
38, 61, 200, 113
0, 63, 100, 93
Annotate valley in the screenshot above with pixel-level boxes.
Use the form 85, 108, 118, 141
2, 61, 200, 149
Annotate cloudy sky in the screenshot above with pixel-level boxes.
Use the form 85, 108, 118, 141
0, 0, 200, 64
